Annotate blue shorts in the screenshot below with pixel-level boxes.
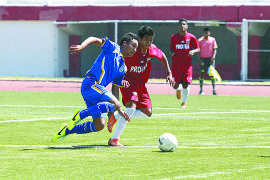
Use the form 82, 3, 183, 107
81, 77, 114, 119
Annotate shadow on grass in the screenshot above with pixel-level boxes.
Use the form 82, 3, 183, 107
47, 145, 110, 150
152, 150, 174, 153
258, 155, 270, 158
20, 148, 34, 151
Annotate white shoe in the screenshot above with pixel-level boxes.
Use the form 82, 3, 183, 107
181, 102, 187, 108
198, 91, 204, 95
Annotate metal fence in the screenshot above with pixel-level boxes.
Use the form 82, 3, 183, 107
58, 20, 270, 81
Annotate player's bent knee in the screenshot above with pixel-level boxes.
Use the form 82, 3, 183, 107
93, 118, 106, 131
143, 110, 152, 117
94, 123, 105, 131
173, 83, 180, 90
182, 84, 188, 89
146, 112, 152, 117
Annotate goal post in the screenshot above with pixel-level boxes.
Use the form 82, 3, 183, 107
241, 19, 249, 81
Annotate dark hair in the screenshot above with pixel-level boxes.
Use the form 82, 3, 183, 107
203, 27, 210, 31
138, 26, 154, 39
120, 32, 139, 46
178, 18, 187, 24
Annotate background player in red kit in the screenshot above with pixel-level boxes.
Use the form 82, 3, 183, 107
170, 18, 200, 108
107, 26, 175, 146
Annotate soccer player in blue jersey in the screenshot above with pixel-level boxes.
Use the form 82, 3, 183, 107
52, 32, 139, 142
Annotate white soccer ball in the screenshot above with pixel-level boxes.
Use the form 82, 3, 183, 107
158, 133, 178, 152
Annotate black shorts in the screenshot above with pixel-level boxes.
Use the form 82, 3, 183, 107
200, 57, 215, 72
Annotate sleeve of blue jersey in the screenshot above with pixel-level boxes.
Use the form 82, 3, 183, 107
100, 36, 114, 54
112, 74, 125, 88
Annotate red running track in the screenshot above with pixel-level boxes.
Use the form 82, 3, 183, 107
0, 80, 269, 97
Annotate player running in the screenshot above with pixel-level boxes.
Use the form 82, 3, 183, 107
170, 18, 200, 108
107, 26, 175, 146
52, 32, 139, 142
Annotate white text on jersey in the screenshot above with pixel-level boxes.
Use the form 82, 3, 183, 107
130, 64, 148, 74
176, 44, 190, 49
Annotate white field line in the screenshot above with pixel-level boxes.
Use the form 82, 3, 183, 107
0, 105, 81, 108
1, 105, 270, 112
168, 169, 251, 179
1, 108, 269, 123
166, 165, 270, 179
0, 111, 267, 124
0, 144, 270, 149
0, 117, 69, 123
152, 111, 270, 116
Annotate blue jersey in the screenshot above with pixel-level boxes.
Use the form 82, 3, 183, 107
85, 37, 127, 87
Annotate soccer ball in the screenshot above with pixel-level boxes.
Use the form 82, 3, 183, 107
158, 133, 178, 152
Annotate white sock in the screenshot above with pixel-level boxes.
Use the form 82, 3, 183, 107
132, 109, 149, 119
112, 108, 135, 140
182, 87, 190, 103
113, 111, 120, 120
113, 109, 149, 120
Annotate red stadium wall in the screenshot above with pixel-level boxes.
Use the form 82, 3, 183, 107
1, 5, 270, 21
0, 6, 239, 21
239, 6, 270, 20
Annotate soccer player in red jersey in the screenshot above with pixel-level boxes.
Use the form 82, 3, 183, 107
107, 26, 175, 146
170, 18, 200, 108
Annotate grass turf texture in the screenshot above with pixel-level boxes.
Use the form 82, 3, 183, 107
0, 91, 269, 179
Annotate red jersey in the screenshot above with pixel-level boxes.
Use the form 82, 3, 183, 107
170, 32, 199, 61
124, 44, 163, 83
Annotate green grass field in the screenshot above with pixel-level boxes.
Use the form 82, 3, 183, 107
0, 91, 270, 179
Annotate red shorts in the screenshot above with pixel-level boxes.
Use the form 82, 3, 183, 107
172, 61, 193, 84
120, 80, 152, 109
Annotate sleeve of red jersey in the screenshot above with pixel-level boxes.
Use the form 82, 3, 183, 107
148, 44, 164, 61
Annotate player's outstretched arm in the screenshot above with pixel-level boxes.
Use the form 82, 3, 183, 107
70, 37, 103, 54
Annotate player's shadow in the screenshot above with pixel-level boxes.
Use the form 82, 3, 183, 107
258, 155, 270, 158
20, 148, 34, 151
152, 150, 174, 153
47, 145, 110, 150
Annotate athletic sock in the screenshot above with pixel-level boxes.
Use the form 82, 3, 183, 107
80, 102, 115, 119
66, 121, 98, 135
182, 87, 190, 103
199, 78, 204, 91
132, 109, 149, 119
211, 77, 216, 90
113, 108, 149, 120
112, 108, 135, 140
113, 111, 120, 120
